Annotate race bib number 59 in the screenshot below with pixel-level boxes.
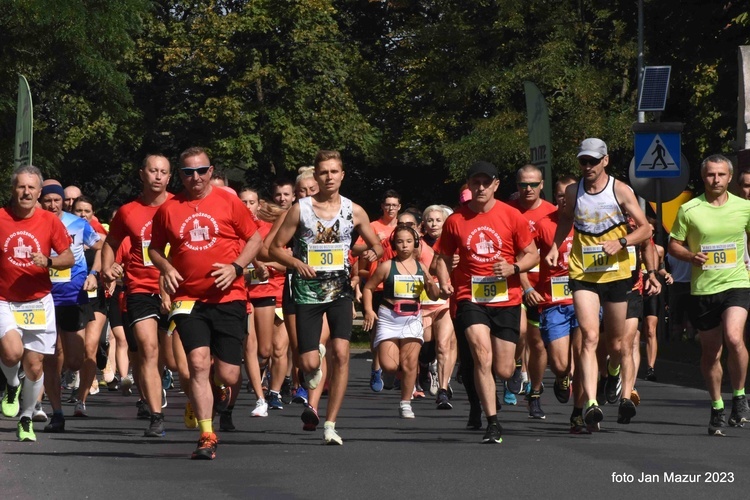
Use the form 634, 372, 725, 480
471, 276, 508, 303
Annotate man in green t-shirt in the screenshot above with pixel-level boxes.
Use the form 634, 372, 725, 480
669, 154, 750, 436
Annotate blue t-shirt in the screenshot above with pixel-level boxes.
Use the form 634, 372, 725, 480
50, 212, 100, 306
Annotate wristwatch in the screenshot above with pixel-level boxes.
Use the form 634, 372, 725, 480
618, 237, 628, 248
513, 264, 520, 275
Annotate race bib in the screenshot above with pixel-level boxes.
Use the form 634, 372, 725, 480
582, 246, 619, 273
143, 240, 170, 266
49, 268, 71, 283
471, 276, 508, 304
247, 264, 269, 285
87, 288, 98, 300
393, 275, 424, 300
627, 246, 637, 271
420, 280, 446, 306
169, 300, 196, 320
529, 249, 540, 273
10, 300, 46, 331
701, 243, 737, 270
307, 243, 346, 272
550, 276, 572, 302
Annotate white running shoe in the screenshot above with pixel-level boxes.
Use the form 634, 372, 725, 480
32, 402, 48, 423
323, 423, 343, 445
120, 375, 133, 396
251, 399, 268, 417
74, 401, 87, 417
399, 401, 415, 419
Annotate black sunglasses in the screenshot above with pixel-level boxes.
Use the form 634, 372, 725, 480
181, 166, 211, 176
578, 157, 602, 166
517, 182, 541, 189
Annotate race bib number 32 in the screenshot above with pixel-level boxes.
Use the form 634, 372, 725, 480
10, 301, 47, 331
701, 243, 737, 270
307, 243, 346, 272
582, 246, 619, 273
471, 276, 508, 303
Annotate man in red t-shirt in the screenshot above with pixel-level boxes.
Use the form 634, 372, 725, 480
102, 154, 174, 438
0, 165, 73, 442
509, 164, 557, 417
149, 146, 261, 460
433, 161, 538, 444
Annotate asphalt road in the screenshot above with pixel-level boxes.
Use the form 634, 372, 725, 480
1, 352, 748, 499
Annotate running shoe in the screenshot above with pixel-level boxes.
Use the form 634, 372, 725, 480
301, 404, 319, 431
370, 368, 384, 392
303, 344, 326, 390
482, 422, 503, 444
503, 382, 517, 406
617, 398, 636, 424
604, 372, 622, 404
184, 402, 198, 428
251, 399, 268, 418
280, 376, 294, 404
1, 384, 21, 418
136, 399, 151, 420
292, 386, 308, 405
553, 375, 571, 404
162, 368, 174, 391
584, 404, 603, 432
106, 378, 120, 392
44, 413, 65, 433
191, 432, 218, 460
89, 380, 100, 395
729, 395, 750, 427
73, 401, 88, 417
144, 412, 165, 437
214, 385, 231, 413
519, 381, 531, 396
436, 389, 453, 410
120, 375, 133, 396
17, 416, 36, 442
219, 410, 236, 432
466, 405, 482, 430
644, 366, 657, 382
323, 423, 343, 445
261, 368, 271, 397
399, 401, 415, 419
709, 408, 727, 436
412, 386, 426, 399
32, 402, 48, 423
630, 388, 641, 406
446, 383, 453, 400
596, 377, 606, 406
62, 370, 79, 390
506, 361, 523, 394
429, 361, 439, 396
527, 393, 545, 419
569, 415, 590, 434
65, 392, 79, 404
268, 391, 284, 410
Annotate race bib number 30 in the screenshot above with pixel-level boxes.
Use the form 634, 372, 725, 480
471, 276, 508, 303
582, 246, 619, 273
701, 243, 737, 270
307, 243, 346, 272
49, 268, 71, 283
550, 276, 572, 302
10, 301, 47, 331
393, 275, 424, 299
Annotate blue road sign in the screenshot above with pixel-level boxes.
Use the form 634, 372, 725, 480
634, 132, 681, 178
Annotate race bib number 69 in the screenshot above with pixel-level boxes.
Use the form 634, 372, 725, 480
701, 243, 737, 270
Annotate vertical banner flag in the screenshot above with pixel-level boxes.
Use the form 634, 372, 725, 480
523, 81, 552, 201
15, 74, 33, 168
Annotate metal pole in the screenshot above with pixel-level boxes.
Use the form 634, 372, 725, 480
637, 0, 645, 124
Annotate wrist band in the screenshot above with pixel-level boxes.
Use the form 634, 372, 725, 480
523, 287, 534, 296
232, 262, 243, 277
47, 257, 52, 268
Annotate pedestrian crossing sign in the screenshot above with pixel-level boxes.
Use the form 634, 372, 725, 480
634, 132, 681, 178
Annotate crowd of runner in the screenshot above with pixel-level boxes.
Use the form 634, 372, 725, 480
1, 139, 749, 459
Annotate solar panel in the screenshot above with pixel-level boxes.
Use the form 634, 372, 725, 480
638, 66, 671, 112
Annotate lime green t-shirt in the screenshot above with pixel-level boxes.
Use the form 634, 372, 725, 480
670, 192, 750, 295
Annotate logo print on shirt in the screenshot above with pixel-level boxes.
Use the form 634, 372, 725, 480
178, 213, 219, 251
466, 226, 502, 263
4, 231, 41, 267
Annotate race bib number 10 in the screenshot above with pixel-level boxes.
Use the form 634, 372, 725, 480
471, 276, 508, 304
307, 243, 346, 272
582, 246, 619, 273
701, 243, 737, 270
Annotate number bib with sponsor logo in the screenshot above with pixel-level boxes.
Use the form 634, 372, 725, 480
701, 243, 738, 270
168, 300, 196, 320
392, 275, 424, 300
550, 276, 572, 302
582, 246, 619, 273
307, 243, 346, 272
49, 268, 72, 283
87, 288, 98, 300
627, 246, 637, 271
10, 300, 47, 331
247, 264, 269, 285
420, 282, 446, 306
471, 276, 508, 304
143, 240, 170, 267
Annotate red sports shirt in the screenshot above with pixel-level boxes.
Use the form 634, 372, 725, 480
436, 201, 533, 307
108, 195, 173, 295
534, 211, 574, 308
150, 187, 259, 303
0, 207, 71, 301
508, 199, 556, 289
247, 220, 284, 301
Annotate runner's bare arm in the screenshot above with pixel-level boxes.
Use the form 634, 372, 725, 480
148, 244, 183, 295
32, 248, 74, 270
353, 204, 383, 262
546, 182, 576, 267
212, 230, 263, 291
362, 261, 389, 331
101, 236, 122, 285
668, 237, 707, 267
268, 203, 316, 278
600, 181, 651, 255
432, 252, 454, 296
